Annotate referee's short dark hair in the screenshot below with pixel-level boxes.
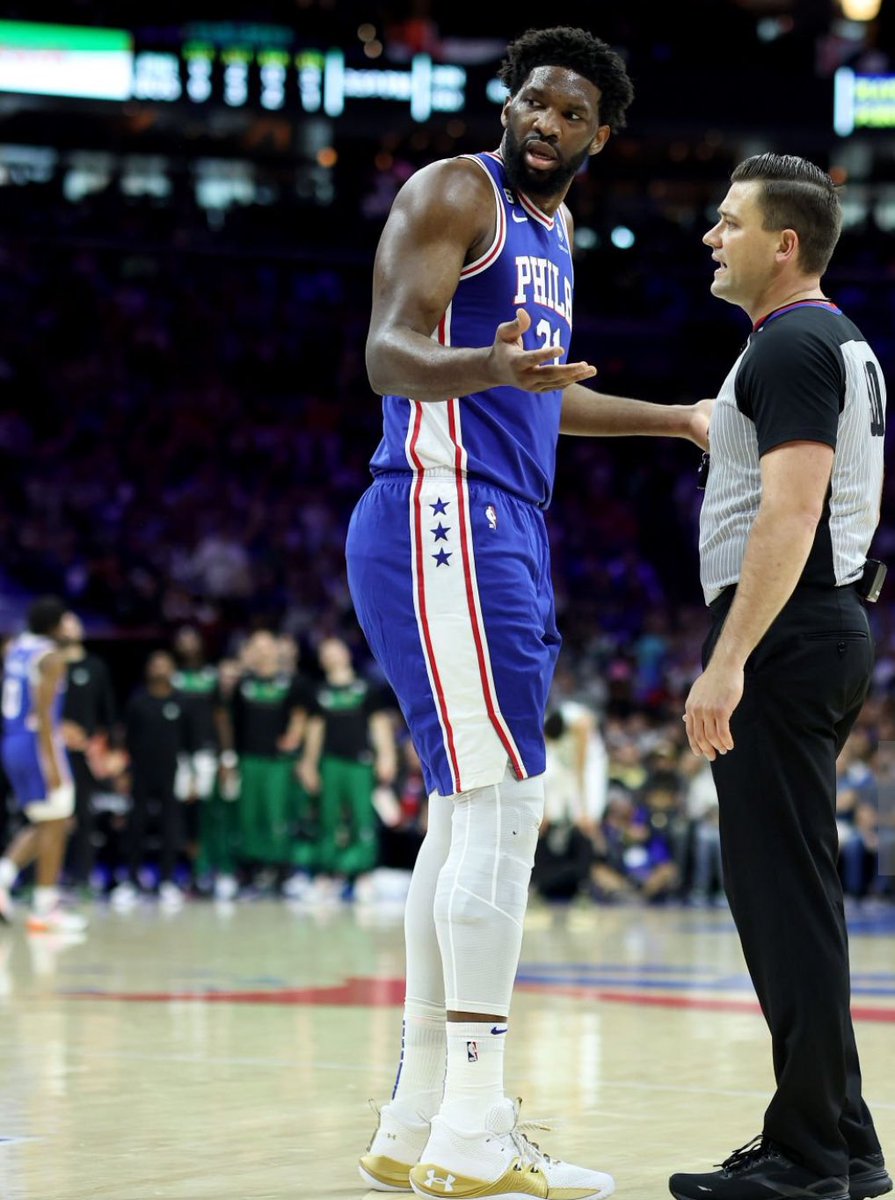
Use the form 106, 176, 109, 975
27, 595, 66, 636
731, 153, 842, 276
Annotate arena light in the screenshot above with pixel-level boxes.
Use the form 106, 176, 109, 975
0, 19, 133, 101
610, 225, 635, 250
839, 0, 883, 19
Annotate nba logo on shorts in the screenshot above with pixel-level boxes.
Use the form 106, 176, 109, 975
485, 505, 497, 530
466, 1040, 478, 1062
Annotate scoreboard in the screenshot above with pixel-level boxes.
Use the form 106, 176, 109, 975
0, 19, 503, 125
133, 46, 470, 123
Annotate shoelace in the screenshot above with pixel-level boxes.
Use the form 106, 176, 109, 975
718, 1135, 776, 1173
505, 1100, 562, 1170
364, 1099, 381, 1154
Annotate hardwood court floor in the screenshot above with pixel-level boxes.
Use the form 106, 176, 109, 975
0, 893, 892, 1199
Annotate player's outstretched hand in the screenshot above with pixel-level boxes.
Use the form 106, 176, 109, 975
489, 308, 596, 392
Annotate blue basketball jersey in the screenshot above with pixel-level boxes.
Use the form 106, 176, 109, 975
1, 633, 63, 739
369, 150, 574, 509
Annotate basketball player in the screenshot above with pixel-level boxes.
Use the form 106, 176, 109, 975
0, 596, 87, 933
60, 609, 116, 891
347, 26, 711, 1200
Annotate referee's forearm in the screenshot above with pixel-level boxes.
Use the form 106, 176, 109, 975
709, 510, 818, 670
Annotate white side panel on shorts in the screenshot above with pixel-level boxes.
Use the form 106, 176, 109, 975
403, 304, 527, 795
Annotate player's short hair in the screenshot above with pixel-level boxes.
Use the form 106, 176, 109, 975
498, 26, 635, 132
731, 153, 842, 276
27, 595, 66, 636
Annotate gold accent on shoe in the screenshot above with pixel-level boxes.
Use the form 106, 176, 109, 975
410, 1156, 602, 1198
359, 1152, 414, 1192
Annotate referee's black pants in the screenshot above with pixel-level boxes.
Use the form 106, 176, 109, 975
706, 584, 882, 1180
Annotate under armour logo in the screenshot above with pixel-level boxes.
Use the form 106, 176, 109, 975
425, 1168, 456, 1192
485, 504, 497, 530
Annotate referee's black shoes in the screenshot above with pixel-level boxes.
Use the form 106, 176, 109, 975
849, 1152, 893, 1200
669, 1135, 857, 1200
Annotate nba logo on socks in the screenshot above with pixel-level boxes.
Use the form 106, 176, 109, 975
466, 1041, 478, 1062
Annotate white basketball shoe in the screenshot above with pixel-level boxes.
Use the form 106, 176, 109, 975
359, 1102, 431, 1192
26, 906, 88, 935
409, 1097, 615, 1199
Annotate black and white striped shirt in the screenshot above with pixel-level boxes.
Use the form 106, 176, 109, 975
699, 301, 886, 605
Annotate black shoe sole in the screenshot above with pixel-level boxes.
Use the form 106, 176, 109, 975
671, 1193, 849, 1200
671, 1189, 850, 1200
850, 1170, 893, 1200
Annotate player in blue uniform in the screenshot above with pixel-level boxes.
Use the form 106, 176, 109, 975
0, 596, 87, 934
349, 27, 710, 1199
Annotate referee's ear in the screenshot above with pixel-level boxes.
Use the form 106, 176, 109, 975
776, 228, 799, 266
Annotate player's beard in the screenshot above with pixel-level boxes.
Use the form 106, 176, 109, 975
501, 124, 590, 200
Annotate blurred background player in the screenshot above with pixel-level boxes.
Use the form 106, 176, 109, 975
0, 595, 87, 933
299, 635, 398, 900
215, 629, 311, 895
171, 625, 228, 895
59, 609, 117, 894
113, 650, 195, 909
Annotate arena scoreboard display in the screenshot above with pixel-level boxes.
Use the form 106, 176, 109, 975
0, 19, 504, 124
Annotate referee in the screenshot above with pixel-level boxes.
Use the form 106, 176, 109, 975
672, 156, 890, 1200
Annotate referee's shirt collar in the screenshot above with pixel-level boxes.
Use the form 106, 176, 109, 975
752, 297, 842, 333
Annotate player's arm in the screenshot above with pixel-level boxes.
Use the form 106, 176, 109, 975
35, 650, 66, 792
560, 382, 711, 447
278, 706, 307, 754
559, 204, 711, 447
369, 710, 398, 786
366, 159, 597, 402
684, 440, 833, 760
214, 695, 238, 777
297, 715, 325, 794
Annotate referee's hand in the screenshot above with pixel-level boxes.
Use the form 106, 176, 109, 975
683, 662, 741, 760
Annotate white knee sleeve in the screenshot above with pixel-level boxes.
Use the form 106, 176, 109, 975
25, 783, 75, 823
403, 790, 453, 1008
434, 770, 544, 1015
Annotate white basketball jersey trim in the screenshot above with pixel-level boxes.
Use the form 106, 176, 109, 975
457, 155, 506, 280
404, 307, 527, 794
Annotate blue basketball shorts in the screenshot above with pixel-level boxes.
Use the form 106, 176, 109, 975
346, 471, 561, 798
1, 732, 73, 819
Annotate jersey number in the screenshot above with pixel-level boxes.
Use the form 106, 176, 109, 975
536, 318, 562, 365
864, 360, 885, 437
1, 677, 22, 721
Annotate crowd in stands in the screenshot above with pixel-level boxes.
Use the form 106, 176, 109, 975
0, 164, 894, 910
1, 615, 891, 911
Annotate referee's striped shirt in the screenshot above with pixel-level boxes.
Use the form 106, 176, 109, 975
699, 300, 886, 605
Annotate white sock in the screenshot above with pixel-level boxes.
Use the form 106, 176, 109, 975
0, 858, 17, 890
390, 997, 446, 1121
439, 1021, 507, 1130
33, 887, 58, 916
